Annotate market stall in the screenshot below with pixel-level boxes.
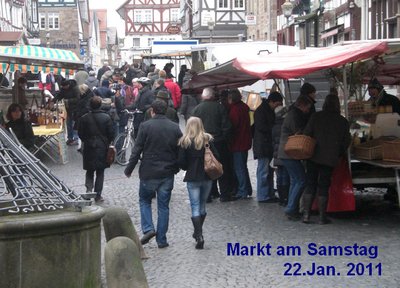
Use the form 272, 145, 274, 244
186, 39, 400, 207
0, 45, 84, 164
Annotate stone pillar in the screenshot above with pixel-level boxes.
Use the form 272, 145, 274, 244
0, 206, 105, 288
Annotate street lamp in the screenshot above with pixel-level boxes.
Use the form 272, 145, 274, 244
208, 20, 215, 43
45, 32, 50, 47
281, 0, 294, 44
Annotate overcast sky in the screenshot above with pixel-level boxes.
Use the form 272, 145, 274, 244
88, 0, 126, 36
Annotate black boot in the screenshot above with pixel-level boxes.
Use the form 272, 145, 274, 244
191, 216, 204, 249
192, 214, 207, 239
318, 196, 332, 225
278, 185, 289, 206
302, 194, 313, 224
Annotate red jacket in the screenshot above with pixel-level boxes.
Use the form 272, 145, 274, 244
229, 101, 252, 152
164, 78, 182, 108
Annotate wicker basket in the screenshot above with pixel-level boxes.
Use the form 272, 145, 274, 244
284, 135, 316, 160
382, 140, 400, 162
353, 138, 384, 160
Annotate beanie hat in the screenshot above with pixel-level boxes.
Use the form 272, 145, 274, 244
368, 78, 383, 90
156, 91, 169, 100
300, 83, 316, 96
101, 80, 110, 87
268, 91, 283, 103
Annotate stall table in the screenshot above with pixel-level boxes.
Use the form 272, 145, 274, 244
32, 126, 68, 164
352, 158, 400, 206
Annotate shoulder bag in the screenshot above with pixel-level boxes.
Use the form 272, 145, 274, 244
89, 113, 116, 165
204, 141, 223, 180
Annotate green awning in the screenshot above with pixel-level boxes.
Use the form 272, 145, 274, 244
0, 45, 84, 75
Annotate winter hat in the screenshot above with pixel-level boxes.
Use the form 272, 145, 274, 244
156, 91, 169, 100
89, 70, 96, 76
267, 91, 283, 103
368, 78, 383, 90
300, 82, 316, 96
101, 80, 110, 87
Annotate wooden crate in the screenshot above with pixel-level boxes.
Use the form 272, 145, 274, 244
382, 140, 400, 162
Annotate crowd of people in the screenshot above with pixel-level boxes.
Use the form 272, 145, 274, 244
5, 60, 400, 250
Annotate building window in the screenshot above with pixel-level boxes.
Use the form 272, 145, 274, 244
135, 9, 152, 23
40, 13, 46, 29
144, 9, 152, 23
218, 0, 229, 9
133, 38, 140, 47
171, 8, 179, 22
48, 13, 59, 30
233, 0, 244, 9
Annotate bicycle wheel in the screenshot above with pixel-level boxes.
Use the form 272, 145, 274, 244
114, 133, 134, 165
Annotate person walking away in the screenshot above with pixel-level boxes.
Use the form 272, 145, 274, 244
85, 70, 99, 91
228, 89, 253, 199
124, 100, 182, 248
178, 117, 217, 249
180, 70, 200, 122
253, 92, 283, 203
5, 103, 34, 150
192, 87, 237, 202
302, 94, 351, 224
277, 96, 313, 220
144, 91, 179, 123
164, 74, 182, 109
272, 104, 290, 206
97, 62, 110, 82
78, 96, 115, 202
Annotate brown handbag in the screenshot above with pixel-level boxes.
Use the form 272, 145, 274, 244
106, 145, 116, 165
204, 142, 223, 180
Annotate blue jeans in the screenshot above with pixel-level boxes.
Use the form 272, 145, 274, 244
66, 116, 77, 141
282, 159, 306, 214
187, 180, 212, 217
139, 176, 174, 245
276, 165, 290, 187
233, 152, 252, 198
256, 158, 274, 201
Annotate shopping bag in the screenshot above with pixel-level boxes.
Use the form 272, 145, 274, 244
312, 157, 356, 212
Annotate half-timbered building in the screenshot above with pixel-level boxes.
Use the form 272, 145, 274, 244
182, 0, 247, 43
117, 0, 181, 36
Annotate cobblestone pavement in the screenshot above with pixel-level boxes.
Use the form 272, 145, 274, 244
46, 143, 400, 288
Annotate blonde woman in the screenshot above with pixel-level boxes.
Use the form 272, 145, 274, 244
178, 117, 218, 249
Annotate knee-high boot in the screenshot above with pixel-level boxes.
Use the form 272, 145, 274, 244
318, 196, 332, 225
302, 194, 314, 224
191, 216, 204, 249
192, 214, 206, 239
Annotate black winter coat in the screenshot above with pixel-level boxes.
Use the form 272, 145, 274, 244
191, 100, 232, 142
78, 110, 115, 171
178, 141, 219, 182
6, 119, 34, 149
303, 111, 351, 167
253, 100, 275, 159
125, 115, 182, 180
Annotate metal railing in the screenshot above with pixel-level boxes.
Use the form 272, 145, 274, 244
0, 127, 90, 215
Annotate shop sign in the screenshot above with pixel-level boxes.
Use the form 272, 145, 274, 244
167, 25, 181, 34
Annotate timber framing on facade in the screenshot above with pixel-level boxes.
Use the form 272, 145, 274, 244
117, 0, 181, 36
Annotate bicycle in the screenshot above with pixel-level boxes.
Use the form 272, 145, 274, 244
114, 109, 143, 165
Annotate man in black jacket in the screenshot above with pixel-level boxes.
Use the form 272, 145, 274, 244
253, 92, 283, 203
124, 100, 182, 248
